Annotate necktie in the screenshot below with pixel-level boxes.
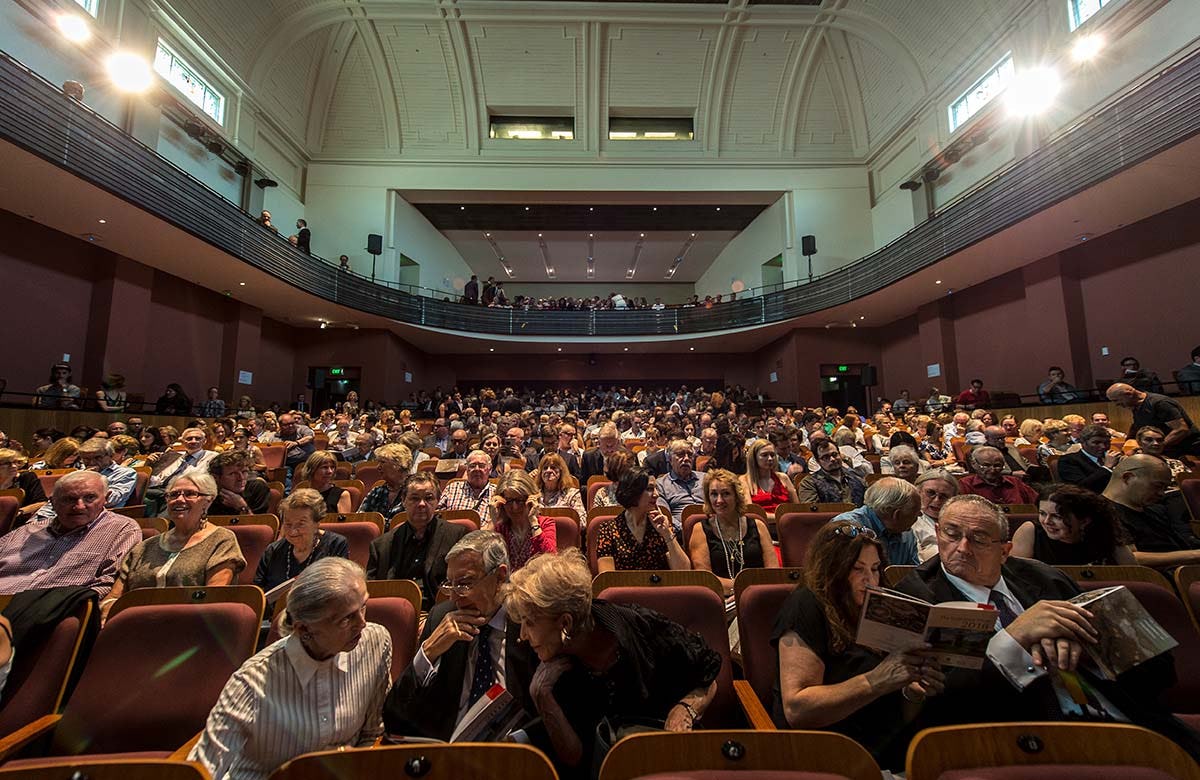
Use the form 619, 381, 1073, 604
989, 589, 1019, 628
467, 623, 495, 707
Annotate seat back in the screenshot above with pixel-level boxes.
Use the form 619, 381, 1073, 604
586, 479, 612, 510
586, 513, 620, 576
0, 600, 92, 738
736, 583, 798, 707
258, 443, 287, 469
597, 585, 737, 728
732, 568, 804, 607
130, 469, 150, 505
318, 520, 382, 568
365, 597, 419, 680
0, 496, 20, 537
336, 479, 366, 511
35, 468, 76, 496
268, 742, 557, 780
0, 759, 211, 780
598, 729, 882, 780
592, 570, 724, 599
319, 512, 386, 535
550, 515, 580, 551
56, 589, 263, 755
231, 524, 278, 584
777, 512, 839, 567
354, 463, 382, 490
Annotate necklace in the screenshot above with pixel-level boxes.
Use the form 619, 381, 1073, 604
286, 535, 322, 579
712, 515, 745, 577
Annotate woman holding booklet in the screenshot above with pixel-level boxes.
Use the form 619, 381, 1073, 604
771, 520, 944, 770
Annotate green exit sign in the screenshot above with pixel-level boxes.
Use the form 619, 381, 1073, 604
837, 365, 848, 372
329, 368, 345, 376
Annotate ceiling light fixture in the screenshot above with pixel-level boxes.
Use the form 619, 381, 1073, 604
935, 280, 943, 285
106, 51, 155, 92
56, 13, 91, 43
557, 347, 562, 352
98, 219, 107, 224
1072, 34, 1104, 62
239, 282, 246, 286
489, 348, 495, 352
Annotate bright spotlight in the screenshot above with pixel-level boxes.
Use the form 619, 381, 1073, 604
1072, 34, 1104, 62
106, 51, 154, 93
1005, 66, 1061, 118
56, 13, 91, 43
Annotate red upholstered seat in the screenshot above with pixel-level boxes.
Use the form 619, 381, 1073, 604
636, 773, 853, 780
318, 521, 380, 568
0, 496, 21, 537
737, 584, 796, 712
776, 512, 838, 568
936, 768, 1176, 780
0, 602, 90, 738
597, 585, 738, 728
551, 515, 580, 551
365, 599, 418, 680
225, 524, 277, 585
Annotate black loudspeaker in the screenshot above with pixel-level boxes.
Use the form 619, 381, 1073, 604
801, 235, 817, 256
861, 365, 877, 387
588, 354, 598, 366
366, 234, 383, 255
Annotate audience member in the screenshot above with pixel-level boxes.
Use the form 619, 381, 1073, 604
146, 427, 216, 513
189, 558, 390, 780
359, 443, 412, 522
503, 549, 721, 774
910, 469, 959, 562
533, 453, 586, 524
832, 478, 922, 565
423, 419, 450, 453
958, 447, 1037, 505
688, 469, 777, 595
0, 471, 140, 595
1108, 381, 1200, 457
1133, 425, 1190, 482
1037, 366, 1081, 404
1118, 356, 1164, 393
343, 432, 376, 464
1102, 455, 1200, 569
295, 219, 310, 254
95, 373, 127, 412
0, 448, 45, 506
981, 426, 1032, 477
1056, 424, 1121, 492
580, 422, 626, 483
797, 439, 866, 506
198, 386, 227, 418
1177, 345, 1200, 394
1038, 420, 1073, 462
1010, 484, 1134, 565
596, 468, 689, 572
369, 473, 468, 610
656, 439, 706, 529
33, 362, 81, 409
485, 470, 557, 571
76, 437, 137, 508
739, 438, 798, 515
154, 382, 193, 416
254, 489, 350, 597
207, 449, 270, 516
277, 412, 317, 472
955, 379, 991, 409
880, 444, 923, 482
437, 450, 495, 514
1090, 412, 1123, 440
297, 451, 351, 514
591, 449, 633, 510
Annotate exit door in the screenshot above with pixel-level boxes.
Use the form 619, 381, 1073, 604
308, 366, 361, 413
819, 364, 867, 414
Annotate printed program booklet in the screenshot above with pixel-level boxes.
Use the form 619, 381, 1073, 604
449, 684, 525, 743
856, 586, 998, 669
1069, 585, 1178, 680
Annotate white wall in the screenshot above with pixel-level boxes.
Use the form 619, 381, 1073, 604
157, 116, 242, 203
303, 184, 392, 279
393, 197, 474, 294
696, 198, 785, 297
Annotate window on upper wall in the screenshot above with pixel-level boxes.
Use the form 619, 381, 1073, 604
74, 0, 99, 16
608, 117, 695, 141
1069, 0, 1112, 31
153, 39, 225, 124
488, 116, 574, 140
948, 53, 1014, 132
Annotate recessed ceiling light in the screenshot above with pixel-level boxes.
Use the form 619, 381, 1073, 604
935, 280, 942, 284
689, 347, 695, 351
588, 233, 593, 237
524, 206, 530, 211
589, 207, 594, 212
485, 232, 491, 237
460, 206, 465, 211
639, 233, 645, 238
239, 282, 246, 286
690, 233, 695, 237
715, 207, 721, 211
623, 347, 629, 352
538, 233, 543, 237
489, 348, 495, 352
859, 315, 865, 320
98, 219, 107, 224
557, 347, 562, 352
652, 207, 657, 211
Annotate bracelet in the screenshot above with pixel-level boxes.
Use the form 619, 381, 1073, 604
901, 687, 925, 703
675, 701, 699, 723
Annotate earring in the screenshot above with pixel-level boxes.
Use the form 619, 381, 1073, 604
560, 628, 571, 645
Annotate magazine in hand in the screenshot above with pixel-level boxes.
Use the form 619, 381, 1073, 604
263, 576, 296, 603
1069, 585, 1177, 680
449, 684, 525, 743
856, 586, 998, 669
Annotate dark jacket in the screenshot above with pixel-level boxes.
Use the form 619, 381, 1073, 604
366, 516, 467, 609
1056, 451, 1113, 492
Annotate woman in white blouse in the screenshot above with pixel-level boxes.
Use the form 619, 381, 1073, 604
189, 558, 392, 780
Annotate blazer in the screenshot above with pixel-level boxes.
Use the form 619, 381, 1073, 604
1055, 451, 1112, 492
642, 449, 669, 477
383, 600, 538, 741
580, 448, 606, 484
366, 516, 467, 609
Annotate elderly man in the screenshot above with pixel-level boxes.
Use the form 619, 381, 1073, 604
1102, 455, 1200, 569
105, 421, 128, 438
981, 426, 1031, 478
143, 427, 216, 516
943, 412, 971, 449
277, 413, 316, 469
326, 416, 353, 450
580, 422, 627, 483
445, 429, 471, 462
1108, 382, 1200, 458
796, 438, 866, 506
958, 447, 1037, 505
505, 426, 539, 471
832, 477, 921, 565
1090, 412, 1124, 440
424, 419, 451, 454
343, 433, 377, 465
0, 471, 140, 595
207, 450, 270, 516
656, 439, 706, 531
384, 530, 536, 741
893, 495, 1195, 754
76, 437, 137, 508
1056, 424, 1121, 492
698, 427, 718, 458
436, 450, 495, 515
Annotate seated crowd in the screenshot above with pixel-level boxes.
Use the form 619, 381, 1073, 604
0, 375, 1198, 778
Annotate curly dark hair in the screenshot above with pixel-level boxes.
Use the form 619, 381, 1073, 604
1038, 483, 1131, 549
804, 520, 887, 653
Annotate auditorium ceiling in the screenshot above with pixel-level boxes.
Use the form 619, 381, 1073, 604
156, 0, 1019, 162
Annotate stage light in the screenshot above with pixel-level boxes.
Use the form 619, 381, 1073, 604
1006, 66, 1061, 117
56, 13, 91, 43
1072, 34, 1104, 62
106, 51, 154, 93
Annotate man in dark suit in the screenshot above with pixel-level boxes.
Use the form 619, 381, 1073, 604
1057, 424, 1121, 492
367, 473, 467, 610
463, 274, 479, 305
384, 530, 537, 741
579, 421, 626, 483
895, 494, 1198, 756
295, 219, 311, 254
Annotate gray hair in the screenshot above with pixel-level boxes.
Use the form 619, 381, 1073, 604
52, 469, 108, 497
889, 444, 920, 465
167, 467, 217, 497
280, 557, 365, 636
915, 469, 960, 494
77, 437, 115, 457
864, 477, 920, 517
940, 494, 1009, 538
446, 529, 509, 571
466, 449, 491, 465
968, 445, 1003, 469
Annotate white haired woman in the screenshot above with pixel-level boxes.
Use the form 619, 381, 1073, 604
190, 558, 391, 780
254, 489, 350, 596
100, 468, 245, 623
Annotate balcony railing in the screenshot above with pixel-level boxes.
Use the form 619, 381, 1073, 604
1, 46, 1199, 337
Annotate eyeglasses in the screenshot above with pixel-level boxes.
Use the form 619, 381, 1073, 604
165, 489, 208, 501
833, 524, 877, 540
920, 488, 954, 501
437, 566, 499, 597
937, 523, 1003, 547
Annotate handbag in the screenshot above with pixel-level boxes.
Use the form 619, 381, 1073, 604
590, 715, 665, 779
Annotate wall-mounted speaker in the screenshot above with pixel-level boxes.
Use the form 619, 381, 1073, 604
861, 365, 878, 387
366, 234, 383, 255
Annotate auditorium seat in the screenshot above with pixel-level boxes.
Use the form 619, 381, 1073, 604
0, 599, 92, 739
597, 730, 881, 780
363, 580, 421, 680
776, 510, 841, 567
268, 743, 557, 780
732, 582, 796, 729
0, 497, 20, 537
1182, 479, 1200, 523
353, 462, 382, 491
207, 516, 278, 585
318, 516, 382, 568
586, 512, 619, 576
0, 758, 211, 779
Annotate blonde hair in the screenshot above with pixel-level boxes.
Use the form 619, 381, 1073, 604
374, 443, 413, 469
702, 468, 747, 517
491, 469, 540, 526
1018, 419, 1043, 441
298, 450, 337, 483
0, 448, 28, 468
503, 548, 593, 634
41, 438, 79, 468
742, 439, 779, 486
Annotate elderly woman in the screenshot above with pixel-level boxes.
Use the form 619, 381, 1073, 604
1038, 420, 1073, 462
0, 449, 45, 505
880, 445, 924, 482
359, 443, 412, 522
534, 453, 586, 524
689, 468, 777, 596
773, 520, 944, 770
190, 558, 391, 780
397, 432, 430, 474
1011, 483, 1135, 565
100, 468, 245, 622
910, 469, 959, 562
110, 435, 142, 468
739, 438, 798, 515
255, 489, 350, 594
298, 451, 351, 514
487, 470, 557, 571
594, 468, 689, 572
1016, 418, 1043, 449
504, 549, 721, 776
590, 450, 634, 510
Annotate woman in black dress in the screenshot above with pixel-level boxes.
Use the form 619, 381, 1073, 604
254, 488, 349, 595
298, 451, 351, 514
773, 520, 944, 770
1010, 483, 1135, 565
687, 468, 776, 597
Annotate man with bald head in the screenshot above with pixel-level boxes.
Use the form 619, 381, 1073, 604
1107, 382, 1200, 457
1103, 455, 1200, 569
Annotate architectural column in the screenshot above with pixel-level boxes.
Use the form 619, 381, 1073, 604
82, 255, 155, 394
917, 298, 959, 396
1021, 253, 1093, 391
219, 301, 263, 404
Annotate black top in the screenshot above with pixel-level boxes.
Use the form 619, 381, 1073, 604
1030, 521, 1121, 566
700, 516, 764, 579
207, 477, 270, 517
317, 484, 348, 513
549, 601, 721, 778
390, 519, 439, 607
1109, 500, 1198, 553
769, 587, 909, 769
1129, 392, 1199, 456
253, 530, 350, 592
8, 471, 46, 506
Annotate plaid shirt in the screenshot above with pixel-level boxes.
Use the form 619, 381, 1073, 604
435, 480, 494, 515
0, 510, 141, 596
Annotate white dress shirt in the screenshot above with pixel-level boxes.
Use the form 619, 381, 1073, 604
940, 565, 1044, 690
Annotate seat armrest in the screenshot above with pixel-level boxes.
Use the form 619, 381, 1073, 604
734, 680, 776, 730
169, 731, 204, 760
0, 714, 60, 763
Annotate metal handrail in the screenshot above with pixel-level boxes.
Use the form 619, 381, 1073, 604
1, 45, 1199, 337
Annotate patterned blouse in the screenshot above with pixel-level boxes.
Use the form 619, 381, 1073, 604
595, 511, 669, 570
